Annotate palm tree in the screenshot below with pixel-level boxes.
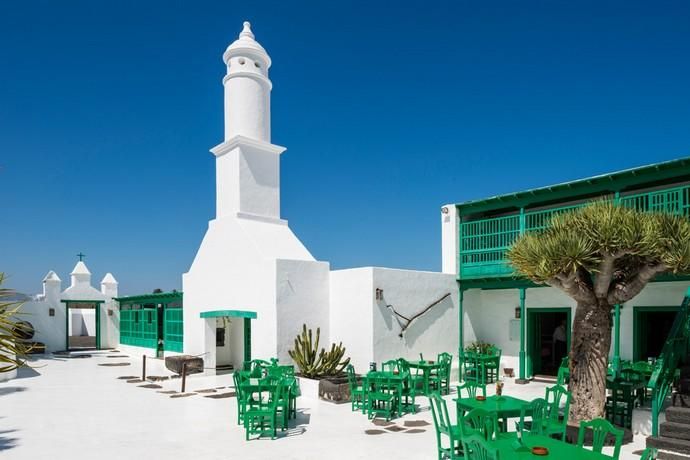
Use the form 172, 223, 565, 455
0, 273, 30, 373
508, 201, 690, 423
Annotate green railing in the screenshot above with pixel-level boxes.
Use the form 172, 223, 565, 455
163, 308, 183, 352
120, 309, 158, 349
459, 183, 690, 279
647, 289, 690, 437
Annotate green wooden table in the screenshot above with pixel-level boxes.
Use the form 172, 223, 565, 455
407, 360, 443, 394
492, 434, 611, 459
455, 395, 530, 431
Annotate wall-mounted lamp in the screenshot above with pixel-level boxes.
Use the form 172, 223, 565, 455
375, 288, 384, 301
441, 206, 449, 214
48, 308, 55, 317
108, 309, 114, 316
515, 307, 521, 319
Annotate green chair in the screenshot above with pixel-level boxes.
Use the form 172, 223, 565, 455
577, 418, 624, 460
464, 353, 486, 385
484, 347, 501, 384
244, 379, 288, 440
640, 447, 657, 459
462, 433, 500, 460
429, 392, 463, 460
606, 380, 635, 429
544, 384, 571, 439
397, 360, 417, 414
366, 373, 400, 421
457, 381, 487, 399
346, 364, 366, 413
431, 352, 453, 395
461, 408, 499, 441
232, 371, 250, 425
516, 398, 549, 436
557, 356, 570, 386
382, 359, 399, 373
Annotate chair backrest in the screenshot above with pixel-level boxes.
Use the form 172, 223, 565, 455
457, 381, 487, 398
462, 433, 500, 460
519, 398, 549, 435
429, 393, 454, 437
438, 352, 453, 377
462, 408, 499, 441
382, 359, 399, 373
577, 418, 624, 459
346, 364, 358, 390
545, 384, 571, 422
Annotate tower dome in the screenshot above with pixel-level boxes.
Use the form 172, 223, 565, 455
221, 21, 272, 142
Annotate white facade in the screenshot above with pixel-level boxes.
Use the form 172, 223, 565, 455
17, 261, 119, 353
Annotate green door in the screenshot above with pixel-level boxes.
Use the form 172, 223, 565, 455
527, 308, 571, 377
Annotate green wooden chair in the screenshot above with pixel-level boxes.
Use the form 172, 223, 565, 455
464, 353, 486, 385
457, 381, 487, 399
515, 398, 549, 436
640, 447, 657, 459
429, 392, 463, 460
605, 380, 635, 429
366, 373, 400, 421
461, 407, 500, 441
382, 359, 399, 373
346, 364, 366, 413
397, 359, 417, 414
484, 347, 501, 384
431, 352, 453, 395
544, 384, 571, 440
577, 418, 624, 460
244, 379, 288, 440
462, 433, 500, 460
232, 371, 249, 425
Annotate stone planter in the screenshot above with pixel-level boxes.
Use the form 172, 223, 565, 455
318, 375, 351, 404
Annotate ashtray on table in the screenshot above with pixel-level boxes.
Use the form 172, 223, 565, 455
531, 447, 549, 456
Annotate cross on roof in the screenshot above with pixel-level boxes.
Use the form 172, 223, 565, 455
76, 252, 86, 262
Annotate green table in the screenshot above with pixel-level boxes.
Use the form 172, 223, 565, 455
407, 360, 443, 394
455, 395, 530, 431
492, 434, 611, 459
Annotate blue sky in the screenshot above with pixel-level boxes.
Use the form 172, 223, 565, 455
1, 1, 689, 295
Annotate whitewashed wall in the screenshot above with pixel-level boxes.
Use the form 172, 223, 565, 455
466, 281, 689, 377
16, 298, 65, 352
330, 267, 460, 373
441, 204, 458, 275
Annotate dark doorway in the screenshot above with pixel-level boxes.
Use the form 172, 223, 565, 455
527, 308, 571, 377
634, 307, 680, 362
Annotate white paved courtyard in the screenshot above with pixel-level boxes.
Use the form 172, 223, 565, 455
1, 351, 648, 459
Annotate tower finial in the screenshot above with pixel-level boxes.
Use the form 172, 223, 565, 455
77, 252, 86, 262
240, 21, 254, 40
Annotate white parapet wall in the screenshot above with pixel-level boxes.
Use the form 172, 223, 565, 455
330, 267, 461, 373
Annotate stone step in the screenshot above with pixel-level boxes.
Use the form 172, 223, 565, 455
671, 395, 690, 409
666, 407, 690, 424
648, 436, 690, 456
657, 449, 690, 460
661, 422, 690, 441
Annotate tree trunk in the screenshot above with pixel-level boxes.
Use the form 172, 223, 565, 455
568, 299, 612, 424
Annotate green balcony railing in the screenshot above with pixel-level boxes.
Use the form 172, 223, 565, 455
459, 183, 690, 279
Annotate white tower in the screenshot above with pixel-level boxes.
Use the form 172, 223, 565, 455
213, 21, 285, 222
42, 271, 62, 303
183, 22, 330, 372
100, 273, 118, 298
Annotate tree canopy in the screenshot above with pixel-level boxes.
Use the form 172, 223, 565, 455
508, 201, 690, 305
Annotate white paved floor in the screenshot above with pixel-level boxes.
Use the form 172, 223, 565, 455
1, 351, 647, 459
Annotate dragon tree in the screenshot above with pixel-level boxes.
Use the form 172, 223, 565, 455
508, 201, 690, 423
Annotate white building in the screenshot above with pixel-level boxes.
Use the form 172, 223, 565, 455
18, 259, 119, 352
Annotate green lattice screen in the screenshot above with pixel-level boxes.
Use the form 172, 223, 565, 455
164, 308, 183, 352
119, 309, 158, 349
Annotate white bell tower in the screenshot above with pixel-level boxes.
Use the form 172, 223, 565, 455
212, 21, 285, 222
183, 22, 330, 373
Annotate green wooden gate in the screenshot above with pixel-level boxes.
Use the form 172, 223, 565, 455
120, 309, 158, 349
163, 308, 183, 352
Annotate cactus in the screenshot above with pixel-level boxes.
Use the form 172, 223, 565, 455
288, 324, 350, 378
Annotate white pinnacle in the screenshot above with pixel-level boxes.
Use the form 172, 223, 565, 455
240, 21, 254, 40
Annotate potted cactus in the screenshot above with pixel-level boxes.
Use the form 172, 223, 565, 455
288, 324, 351, 403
